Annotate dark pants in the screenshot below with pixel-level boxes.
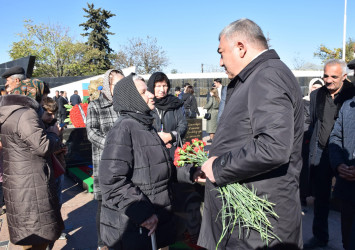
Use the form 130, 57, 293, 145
340, 201, 355, 250
310, 146, 334, 243
96, 200, 104, 247
300, 135, 310, 205
60, 113, 67, 124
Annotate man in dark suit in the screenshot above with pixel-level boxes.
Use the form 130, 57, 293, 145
198, 18, 303, 249
58, 91, 69, 124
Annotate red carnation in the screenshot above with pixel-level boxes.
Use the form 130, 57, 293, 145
69, 103, 88, 128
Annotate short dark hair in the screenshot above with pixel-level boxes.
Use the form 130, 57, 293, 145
42, 97, 58, 113
185, 85, 194, 94
214, 78, 222, 83
175, 86, 181, 91
60, 91, 64, 95
183, 82, 191, 88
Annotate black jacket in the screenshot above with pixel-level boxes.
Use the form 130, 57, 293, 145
58, 96, 69, 115
308, 79, 355, 167
182, 93, 200, 116
197, 50, 304, 249
99, 115, 195, 249
152, 107, 187, 158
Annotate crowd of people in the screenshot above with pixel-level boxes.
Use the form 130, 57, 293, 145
0, 17, 354, 250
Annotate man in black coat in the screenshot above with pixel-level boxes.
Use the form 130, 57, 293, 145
304, 59, 355, 249
198, 18, 304, 249
58, 91, 69, 124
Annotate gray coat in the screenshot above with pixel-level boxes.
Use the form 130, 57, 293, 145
0, 95, 64, 245
204, 97, 219, 134
86, 93, 118, 200
198, 50, 304, 249
329, 97, 355, 205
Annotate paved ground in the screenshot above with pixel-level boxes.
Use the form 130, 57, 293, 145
0, 132, 344, 249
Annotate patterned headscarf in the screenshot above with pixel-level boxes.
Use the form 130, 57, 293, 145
11, 78, 44, 103
102, 69, 124, 102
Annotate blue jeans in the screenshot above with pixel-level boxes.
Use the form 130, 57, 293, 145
55, 175, 64, 209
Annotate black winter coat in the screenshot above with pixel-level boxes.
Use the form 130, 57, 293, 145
182, 93, 200, 117
99, 115, 195, 249
197, 50, 304, 249
152, 107, 187, 158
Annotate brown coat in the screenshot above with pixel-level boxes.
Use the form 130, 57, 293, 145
0, 95, 64, 245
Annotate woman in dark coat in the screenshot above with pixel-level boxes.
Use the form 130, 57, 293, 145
182, 85, 200, 119
147, 72, 187, 159
0, 93, 64, 247
99, 74, 201, 249
203, 88, 220, 142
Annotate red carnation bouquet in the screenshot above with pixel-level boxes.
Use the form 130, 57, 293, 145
174, 139, 208, 168
64, 103, 88, 128
174, 138, 280, 249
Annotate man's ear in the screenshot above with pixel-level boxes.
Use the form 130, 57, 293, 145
342, 74, 348, 82
236, 41, 247, 58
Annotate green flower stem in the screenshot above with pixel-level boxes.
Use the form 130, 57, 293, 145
176, 148, 280, 249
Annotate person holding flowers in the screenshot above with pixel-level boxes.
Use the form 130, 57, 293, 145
197, 19, 304, 249
98, 74, 203, 249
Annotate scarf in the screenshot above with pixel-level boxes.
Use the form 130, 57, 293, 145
11, 78, 44, 103
113, 74, 154, 126
154, 94, 184, 111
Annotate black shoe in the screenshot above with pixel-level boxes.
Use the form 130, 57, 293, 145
207, 139, 212, 143
303, 237, 327, 249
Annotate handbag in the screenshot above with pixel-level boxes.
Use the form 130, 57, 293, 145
51, 154, 65, 178
204, 112, 211, 120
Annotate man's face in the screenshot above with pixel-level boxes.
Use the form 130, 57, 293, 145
5, 76, 20, 93
154, 81, 169, 99
63, 91, 67, 97
323, 64, 346, 94
55, 91, 59, 97
41, 111, 55, 124
135, 79, 155, 110
213, 81, 221, 88
218, 35, 243, 79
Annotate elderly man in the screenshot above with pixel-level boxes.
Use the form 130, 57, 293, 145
2, 66, 26, 94
305, 59, 355, 249
198, 18, 303, 249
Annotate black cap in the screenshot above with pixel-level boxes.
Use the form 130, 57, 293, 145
1, 66, 25, 79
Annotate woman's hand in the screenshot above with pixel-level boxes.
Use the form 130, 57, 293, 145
158, 132, 172, 144
140, 214, 159, 236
